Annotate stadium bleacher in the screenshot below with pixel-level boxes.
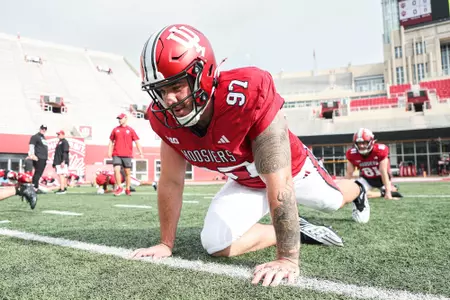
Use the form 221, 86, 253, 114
0, 33, 155, 146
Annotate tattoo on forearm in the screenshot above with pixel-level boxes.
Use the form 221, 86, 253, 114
273, 182, 300, 260
253, 113, 291, 174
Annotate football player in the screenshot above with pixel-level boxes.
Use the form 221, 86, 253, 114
346, 128, 402, 200
95, 169, 140, 194
40, 175, 58, 186
0, 169, 37, 209
131, 24, 370, 287
67, 172, 81, 187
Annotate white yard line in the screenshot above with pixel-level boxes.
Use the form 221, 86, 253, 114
404, 195, 450, 198
183, 200, 199, 204
0, 220, 11, 224
72, 192, 216, 196
42, 210, 83, 216
114, 204, 152, 209
0, 228, 448, 300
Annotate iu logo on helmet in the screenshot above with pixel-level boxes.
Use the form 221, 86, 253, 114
166, 26, 206, 56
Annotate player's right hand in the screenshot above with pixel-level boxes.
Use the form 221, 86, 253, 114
129, 243, 172, 259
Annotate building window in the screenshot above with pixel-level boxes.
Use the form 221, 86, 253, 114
185, 163, 193, 180
354, 75, 385, 92
396, 66, 404, 84
441, 44, 450, 75
394, 46, 402, 58
154, 160, 161, 181
134, 159, 148, 181
415, 42, 425, 55
414, 63, 426, 83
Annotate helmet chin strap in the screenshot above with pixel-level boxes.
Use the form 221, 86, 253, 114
176, 107, 202, 127
174, 58, 227, 127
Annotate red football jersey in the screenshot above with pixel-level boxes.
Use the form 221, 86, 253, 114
96, 171, 123, 186
18, 172, 33, 184
110, 126, 139, 157
346, 143, 390, 179
41, 175, 54, 183
148, 67, 306, 188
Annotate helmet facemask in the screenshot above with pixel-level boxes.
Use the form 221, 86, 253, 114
354, 139, 375, 155
142, 60, 210, 129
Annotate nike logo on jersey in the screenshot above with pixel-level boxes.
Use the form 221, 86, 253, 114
217, 135, 230, 144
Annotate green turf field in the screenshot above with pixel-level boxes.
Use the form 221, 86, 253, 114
0, 182, 449, 300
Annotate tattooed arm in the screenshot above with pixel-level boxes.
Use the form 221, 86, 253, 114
252, 110, 300, 264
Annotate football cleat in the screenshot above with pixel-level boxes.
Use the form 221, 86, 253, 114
352, 180, 370, 223
299, 217, 344, 247
19, 184, 37, 210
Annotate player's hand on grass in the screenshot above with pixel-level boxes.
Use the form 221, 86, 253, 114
252, 258, 299, 287
130, 243, 172, 259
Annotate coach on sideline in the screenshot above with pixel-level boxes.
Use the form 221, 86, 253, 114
28, 124, 48, 192
108, 113, 143, 196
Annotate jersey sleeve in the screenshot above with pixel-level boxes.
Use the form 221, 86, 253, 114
131, 128, 139, 141
29, 135, 38, 145
109, 129, 116, 142
345, 148, 353, 162
376, 144, 389, 160
247, 71, 285, 141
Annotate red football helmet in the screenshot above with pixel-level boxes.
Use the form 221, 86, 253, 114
140, 24, 218, 128
353, 128, 375, 155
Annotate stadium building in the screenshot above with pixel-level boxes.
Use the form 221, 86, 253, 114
280, 0, 450, 177
0, 0, 449, 181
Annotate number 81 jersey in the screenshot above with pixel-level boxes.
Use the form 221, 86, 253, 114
346, 143, 390, 179
148, 67, 306, 188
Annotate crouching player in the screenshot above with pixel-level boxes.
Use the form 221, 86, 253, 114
67, 172, 82, 187
95, 169, 140, 195
346, 128, 403, 200
0, 169, 37, 209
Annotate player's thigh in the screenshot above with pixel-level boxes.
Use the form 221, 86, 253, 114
356, 177, 374, 192
294, 156, 343, 212
201, 180, 268, 254
121, 157, 132, 169
56, 165, 68, 175
112, 156, 122, 167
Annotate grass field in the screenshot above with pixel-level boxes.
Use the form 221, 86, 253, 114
0, 182, 449, 300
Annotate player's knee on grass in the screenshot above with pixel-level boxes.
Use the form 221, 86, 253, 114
200, 212, 234, 255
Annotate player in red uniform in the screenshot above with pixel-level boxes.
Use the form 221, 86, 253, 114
130, 24, 370, 286
66, 172, 81, 187
40, 175, 57, 186
0, 169, 37, 209
346, 128, 402, 199
95, 169, 140, 194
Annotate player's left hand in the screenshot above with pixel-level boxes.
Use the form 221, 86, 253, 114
384, 192, 399, 200
252, 258, 299, 287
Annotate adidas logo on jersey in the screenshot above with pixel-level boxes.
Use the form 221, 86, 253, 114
217, 135, 230, 144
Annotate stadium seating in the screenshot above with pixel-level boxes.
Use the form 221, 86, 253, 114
349, 97, 398, 110
389, 83, 411, 95
0, 33, 157, 146
420, 79, 450, 101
